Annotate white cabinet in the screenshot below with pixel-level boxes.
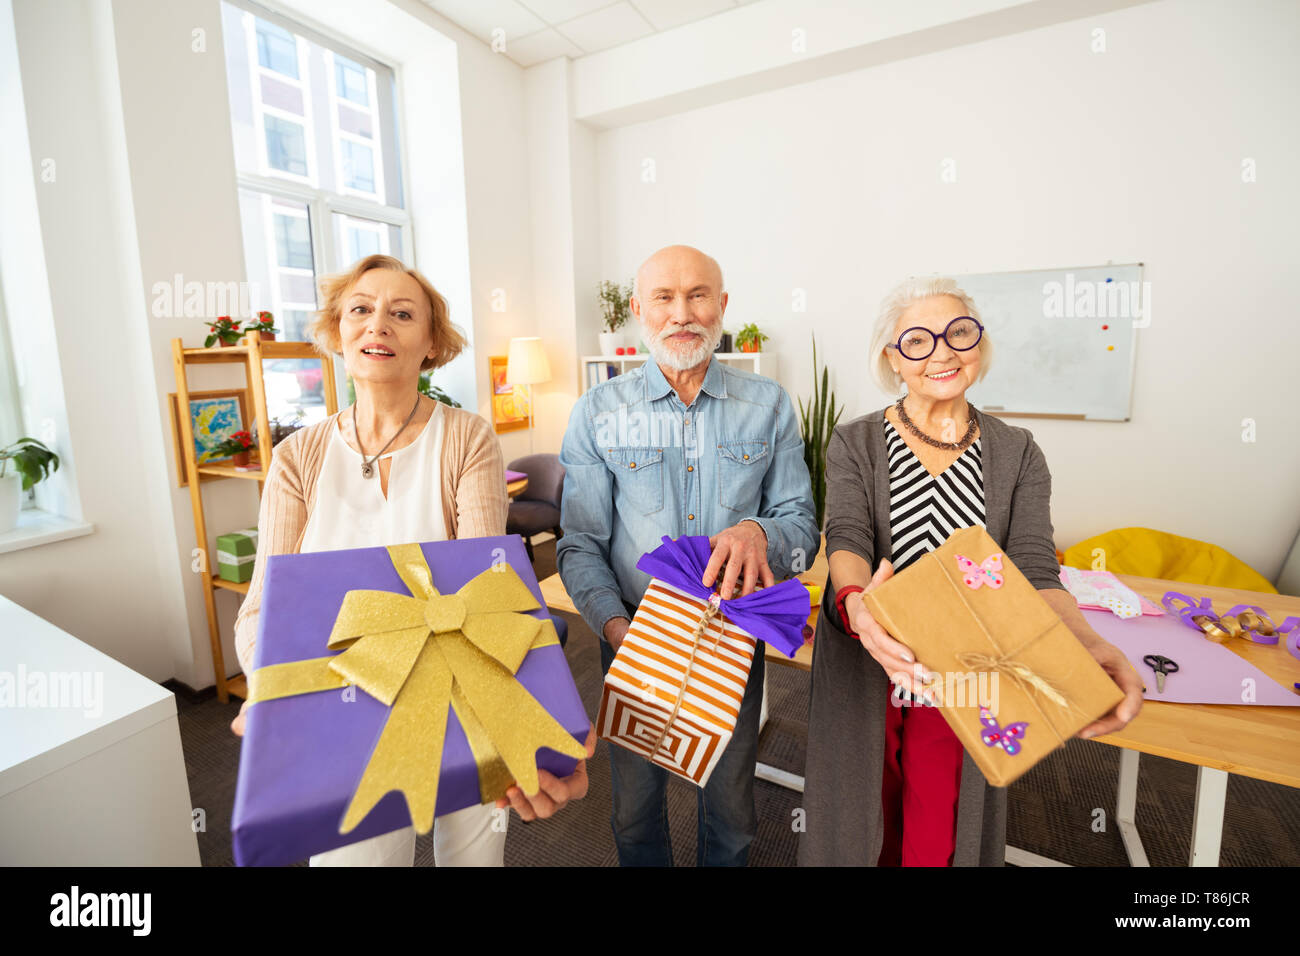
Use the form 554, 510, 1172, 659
0, 596, 201, 865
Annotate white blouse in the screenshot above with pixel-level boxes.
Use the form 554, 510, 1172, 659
299, 402, 447, 553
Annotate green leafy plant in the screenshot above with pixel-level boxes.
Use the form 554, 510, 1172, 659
598, 280, 633, 334
418, 371, 462, 407
797, 336, 844, 530
204, 316, 242, 347
213, 430, 254, 458
247, 311, 278, 335
0, 437, 61, 491
345, 373, 462, 408
735, 323, 769, 351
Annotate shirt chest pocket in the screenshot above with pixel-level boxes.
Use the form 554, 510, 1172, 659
603, 446, 664, 516
716, 439, 769, 514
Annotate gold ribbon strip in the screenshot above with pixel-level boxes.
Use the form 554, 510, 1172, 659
247, 543, 587, 834
646, 594, 725, 764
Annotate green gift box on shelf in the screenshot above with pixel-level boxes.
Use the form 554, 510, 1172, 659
216, 528, 259, 583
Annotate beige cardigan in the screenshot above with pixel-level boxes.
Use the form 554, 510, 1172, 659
232, 404, 508, 674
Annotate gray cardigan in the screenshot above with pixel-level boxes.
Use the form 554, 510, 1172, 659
797, 405, 1067, 867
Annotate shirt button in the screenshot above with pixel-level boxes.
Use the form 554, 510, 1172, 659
687, 465, 694, 472
743, 453, 750, 460
688, 514, 695, 521
684, 418, 690, 425
629, 462, 636, 469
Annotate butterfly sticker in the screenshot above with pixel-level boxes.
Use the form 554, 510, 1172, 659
957, 552, 1004, 590
979, 706, 1028, 755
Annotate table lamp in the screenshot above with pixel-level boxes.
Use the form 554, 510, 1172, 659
505, 336, 551, 453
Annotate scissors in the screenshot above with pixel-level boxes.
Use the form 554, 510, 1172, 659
1142, 654, 1179, 694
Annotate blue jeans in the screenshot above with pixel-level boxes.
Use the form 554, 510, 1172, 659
599, 635, 765, 867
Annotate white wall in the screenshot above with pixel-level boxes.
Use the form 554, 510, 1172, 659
0, 0, 194, 681
591, 0, 1300, 578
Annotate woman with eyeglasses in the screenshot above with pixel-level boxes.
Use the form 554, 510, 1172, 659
798, 277, 1141, 867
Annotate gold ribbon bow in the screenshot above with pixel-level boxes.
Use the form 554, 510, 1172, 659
246, 543, 587, 835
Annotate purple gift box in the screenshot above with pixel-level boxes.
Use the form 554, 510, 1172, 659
231, 535, 589, 866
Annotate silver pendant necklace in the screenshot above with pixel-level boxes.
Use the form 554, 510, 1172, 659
354, 394, 421, 479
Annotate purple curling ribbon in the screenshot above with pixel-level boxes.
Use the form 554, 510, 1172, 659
635, 535, 812, 658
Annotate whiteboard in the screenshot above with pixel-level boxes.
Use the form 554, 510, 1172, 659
954, 264, 1144, 421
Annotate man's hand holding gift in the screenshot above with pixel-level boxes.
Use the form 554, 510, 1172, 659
702, 519, 774, 598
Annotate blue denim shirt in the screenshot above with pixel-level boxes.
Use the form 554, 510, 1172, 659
557, 356, 820, 639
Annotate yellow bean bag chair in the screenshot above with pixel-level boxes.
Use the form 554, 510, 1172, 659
1061, 527, 1277, 594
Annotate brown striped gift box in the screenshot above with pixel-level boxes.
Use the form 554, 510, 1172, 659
597, 578, 757, 786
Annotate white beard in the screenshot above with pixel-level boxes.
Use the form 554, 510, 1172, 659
644, 323, 723, 372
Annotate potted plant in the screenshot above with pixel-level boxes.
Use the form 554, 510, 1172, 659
0, 437, 60, 534
735, 323, 769, 353
247, 311, 279, 341
215, 430, 255, 467
598, 279, 633, 356
798, 335, 844, 530
204, 316, 243, 348
418, 370, 463, 407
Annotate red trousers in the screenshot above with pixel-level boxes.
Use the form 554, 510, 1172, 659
877, 695, 965, 867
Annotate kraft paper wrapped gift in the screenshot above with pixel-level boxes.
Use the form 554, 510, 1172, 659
231, 535, 590, 866
216, 527, 258, 583
597, 536, 809, 787
861, 525, 1124, 788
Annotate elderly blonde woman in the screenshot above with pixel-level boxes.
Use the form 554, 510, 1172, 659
798, 277, 1143, 867
229, 254, 593, 867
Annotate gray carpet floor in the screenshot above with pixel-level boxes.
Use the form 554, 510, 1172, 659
177, 539, 1300, 866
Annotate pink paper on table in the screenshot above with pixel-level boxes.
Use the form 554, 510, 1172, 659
1080, 608, 1300, 706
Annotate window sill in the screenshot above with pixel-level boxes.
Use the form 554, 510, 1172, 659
0, 509, 95, 555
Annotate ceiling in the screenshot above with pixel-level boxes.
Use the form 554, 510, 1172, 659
421, 0, 761, 67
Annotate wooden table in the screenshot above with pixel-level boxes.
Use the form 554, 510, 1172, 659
539, 552, 1300, 866
1063, 574, 1300, 869
507, 477, 529, 499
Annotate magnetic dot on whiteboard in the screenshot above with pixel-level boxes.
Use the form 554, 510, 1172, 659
1107, 345, 1115, 351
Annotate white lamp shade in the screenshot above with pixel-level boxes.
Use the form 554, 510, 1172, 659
505, 337, 551, 386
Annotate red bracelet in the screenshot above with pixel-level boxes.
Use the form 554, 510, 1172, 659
835, 585, 865, 639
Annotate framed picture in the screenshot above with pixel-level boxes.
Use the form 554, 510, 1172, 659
489, 355, 529, 434
167, 388, 250, 486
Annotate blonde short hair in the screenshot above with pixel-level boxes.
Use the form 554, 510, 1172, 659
309, 254, 467, 371
869, 276, 993, 393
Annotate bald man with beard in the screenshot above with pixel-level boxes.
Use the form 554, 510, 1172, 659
557, 245, 819, 866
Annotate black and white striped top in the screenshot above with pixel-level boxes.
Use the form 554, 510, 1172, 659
884, 418, 986, 702
885, 418, 986, 572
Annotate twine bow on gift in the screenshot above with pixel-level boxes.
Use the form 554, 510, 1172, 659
954, 651, 1074, 713
942, 554, 1091, 746
645, 592, 724, 764
632, 536, 812, 763
245, 543, 587, 835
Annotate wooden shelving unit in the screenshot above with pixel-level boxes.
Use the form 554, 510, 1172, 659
171, 331, 338, 703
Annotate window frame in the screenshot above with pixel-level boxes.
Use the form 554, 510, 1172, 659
223, 0, 413, 416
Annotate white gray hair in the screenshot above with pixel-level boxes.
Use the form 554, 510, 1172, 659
869, 276, 993, 394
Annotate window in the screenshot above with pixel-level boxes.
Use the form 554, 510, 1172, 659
334, 56, 368, 105
222, 1, 408, 428
255, 19, 299, 78
263, 114, 308, 176
339, 140, 375, 193
0, 279, 21, 458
